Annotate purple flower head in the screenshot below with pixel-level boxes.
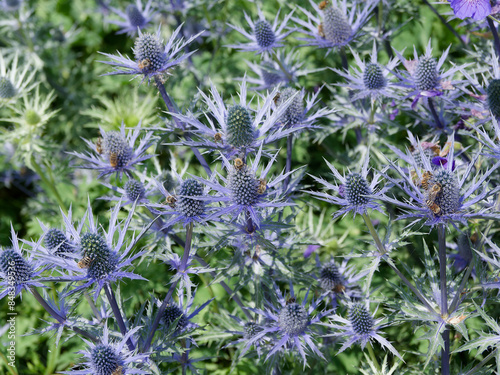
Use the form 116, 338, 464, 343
168, 80, 305, 159
99, 25, 203, 82
225, 315, 268, 358
324, 301, 402, 359
243, 283, 332, 365
380, 135, 500, 227
45, 201, 152, 300
393, 40, 467, 108
450, 0, 491, 21
107, 0, 155, 36
307, 150, 388, 220
226, 8, 294, 56
0, 226, 46, 300
194, 148, 295, 230
99, 174, 155, 207
332, 42, 401, 102
61, 324, 150, 374
71, 122, 154, 180
150, 171, 212, 228
293, 0, 377, 52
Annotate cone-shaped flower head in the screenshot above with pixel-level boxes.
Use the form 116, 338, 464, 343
126, 4, 146, 28
278, 302, 309, 336
322, 3, 352, 45
44, 228, 74, 258
363, 63, 385, 90
415, 57, 439, 92
162, 304, 188, 332
133, 32, 165, 74
80, 233, 118, 280
487, 79, 500, 118
90, 344, 124, 375
277, 88, 304, 128
0, 249, 32, 286
261, 62, 282, 86
254, 20, 276, 48
244, 321, 261, 339
349, 303, 374, 335
226, 105, 255, 148
427, 169, 460, 216
320, 261, 344, 292
102, 131, 132, 169
177, 178, 205, 217
345, 172, 372, 207
228, 164, 260, 206
124, 180, 145, 202
0, 76, 16, 98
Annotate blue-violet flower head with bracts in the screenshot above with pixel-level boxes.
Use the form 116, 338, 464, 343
227, 8, 294, 57
107, 0, 155, 36
61, 324, 150, 374
306, 151, 388, 220
292, 0, 377, 52
99, 25, 203, 82
71, 122, 155, 180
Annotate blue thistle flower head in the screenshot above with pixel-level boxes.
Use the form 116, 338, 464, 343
228, 164, 260, 206
293, 0, 377, 51
242, 283, 331, 365
169, 80, 306, 158
320, 260, 344, 292
381, 134, 500, 227
62, 324, 149, 374
415, 57, 439, 92
244, 321, 262, 339
0, 76, 16, 98
107, 0, 154, 36
99, 25, 202, 82
0, 227, 45, 300
227, 8, 293, 56
45, 228, 75, 258
177, 178, 205, 218
277, 88, 304, 128
80, 233, 119, 280
325, 301, 402, 359
487, 79, 500, 118
162, 304, 188, 332
124, 180, 146, 202
307, 151, 387, 220
71, 122, 154, 180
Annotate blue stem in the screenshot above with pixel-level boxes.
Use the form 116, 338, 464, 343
438, 225, 450, 375
105, 284, 135, 351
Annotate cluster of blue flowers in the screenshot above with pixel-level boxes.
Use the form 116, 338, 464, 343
3, 0, 500, 374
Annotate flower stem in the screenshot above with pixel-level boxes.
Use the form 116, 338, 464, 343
367, 343, 381, 372
487, 17, 500, 62
362, 213, 436, 314
428, 98, 444, 129
422, 0, 465, 47
339, 47, 348, 71
154, 76, 212, 176
30, 288, 97, 342
30, 157, 67, 214
142, 222, 194, 352
437, 224, 450, 375
283, 135, 293, 192
104, 284, 135, 351
272, 51, 294, 82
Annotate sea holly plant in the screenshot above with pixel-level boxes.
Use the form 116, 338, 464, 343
4, 1, 500, 375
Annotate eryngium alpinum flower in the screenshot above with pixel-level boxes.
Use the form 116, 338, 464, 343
243, 284, 331, 364
71, 122, 154, 179
162, 304, 188, 332
293, 0, 377, 50
276, 88, 304, 128
62, 325, 149, 374
124, 180, 146, 202
45, 228, 74, 258
107, 0, 154, 36
381, 137, 500, 227
332, 42, 400, 101
324, 302, 402, 359
99, 25, 202, 82
307, 152, 387, 219
226, 8, 294, 56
